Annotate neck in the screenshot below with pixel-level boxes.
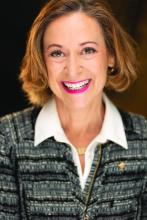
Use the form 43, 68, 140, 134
55, 97, 105, 136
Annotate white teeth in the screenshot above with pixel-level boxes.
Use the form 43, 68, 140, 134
63, 80, 90, 90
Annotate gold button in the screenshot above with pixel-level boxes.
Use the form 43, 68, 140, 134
118, 162, 126, 171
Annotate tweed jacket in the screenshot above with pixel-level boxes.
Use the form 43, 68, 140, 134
0, 107, 147, 220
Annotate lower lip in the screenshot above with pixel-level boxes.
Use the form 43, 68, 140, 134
62, 80, 91, 94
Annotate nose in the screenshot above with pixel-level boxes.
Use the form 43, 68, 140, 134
65, 53, 82, 77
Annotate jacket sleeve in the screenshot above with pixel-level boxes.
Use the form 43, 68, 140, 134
0, 131, 20, 219
141, 176, 147, 219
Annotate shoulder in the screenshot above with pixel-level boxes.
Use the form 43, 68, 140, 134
119, 109, 147, 139
0, 107, 39, 146
113, 110, 147, 175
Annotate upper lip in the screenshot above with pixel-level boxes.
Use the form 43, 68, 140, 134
62, 79, 90, 84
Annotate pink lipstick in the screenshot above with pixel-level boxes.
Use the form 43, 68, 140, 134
62, 79, 91, 94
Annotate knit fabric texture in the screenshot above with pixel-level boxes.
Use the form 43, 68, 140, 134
0, 107, 147, 220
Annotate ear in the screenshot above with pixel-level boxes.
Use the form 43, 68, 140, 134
108, 55, 115, 68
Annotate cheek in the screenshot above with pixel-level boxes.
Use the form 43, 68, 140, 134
85, 59, 108, 77
46, 64, 64, 90
86, 58, 108, 86
46, 61, 64, 79
85, 51, 109, 70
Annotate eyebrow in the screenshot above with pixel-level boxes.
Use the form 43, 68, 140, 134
80, 41, 98, 46
46, 41, 98, 50
47, 44, 63, 50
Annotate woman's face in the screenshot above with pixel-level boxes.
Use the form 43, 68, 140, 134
43, 12, 114, 109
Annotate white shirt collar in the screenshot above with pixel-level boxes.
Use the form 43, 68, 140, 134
34, 94, 128, 149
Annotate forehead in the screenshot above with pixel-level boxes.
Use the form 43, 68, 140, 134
43, 12, 105, 46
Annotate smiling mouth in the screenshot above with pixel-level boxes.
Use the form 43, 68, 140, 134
62, 79, 91, 94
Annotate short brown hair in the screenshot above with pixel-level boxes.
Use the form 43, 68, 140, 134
19, 0, 138, 106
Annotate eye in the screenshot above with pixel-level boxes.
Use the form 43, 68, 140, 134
82, 47, 97, 55
49, 50, 64, 58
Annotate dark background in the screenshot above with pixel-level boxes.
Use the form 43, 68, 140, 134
0, 0, 147, 117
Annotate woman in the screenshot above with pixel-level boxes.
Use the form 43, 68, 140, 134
0, 0, 146, 219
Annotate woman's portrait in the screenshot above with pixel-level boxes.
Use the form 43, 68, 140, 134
0, 0, 146, 219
